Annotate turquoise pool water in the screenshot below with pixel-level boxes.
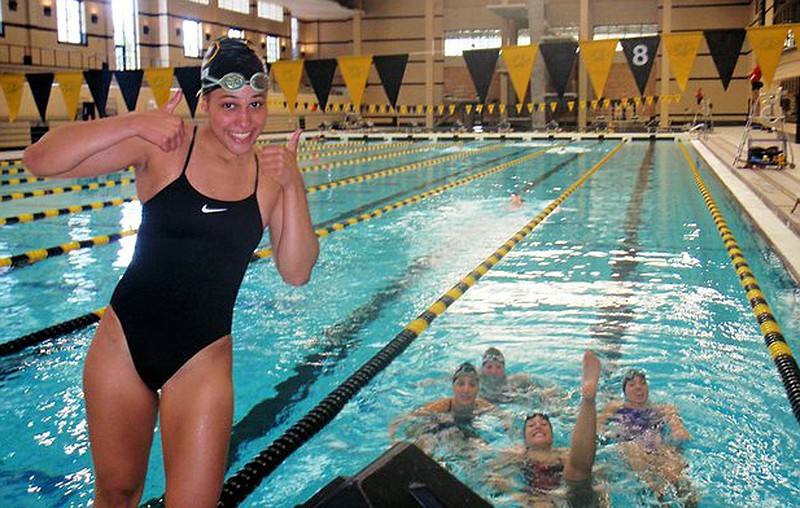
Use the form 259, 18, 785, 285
0, 139, 798, 507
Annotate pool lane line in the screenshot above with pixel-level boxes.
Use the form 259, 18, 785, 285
0, 144, 504, 269
298, 141, 460, 173
296, 140, 414, 161
217, 140, 627, 507
305, 143, 502, 195
0, 229, 139, 269
0, 143, 564, 358
678, 141, 800, 425
251, 142, 561, 260
0, 175, 47, 187
1, 166, 26, 176
0, 196, 139, 226
0, 177, 135, 203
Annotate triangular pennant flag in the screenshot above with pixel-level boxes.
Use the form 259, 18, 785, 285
476, 104, 484, 113
144, 67, 174, 108
26, 72, 54, 122
55, 72, 83, 120
0, 74, 25, 122
399, 104, 407, 115
567, 101, 575, 112
499, 104, 506, 114
634, 97, 641, 107
603, 98, 611, 108
114, 69, 144, 112
337, 55, 373, 109
662, 32, 703, 92
449, 104, 456, 115
437, 104, 444, 115
305, 59, 337, 111
591, 99, 599, 110
83, 69, 113, 117
465, 104, 473, 114
579, 39, 617, 97
373, 54, 408, 108
501, 45, 537, 102
174, 67, 201, 117
646, 95, 654, 105
463, 48, 500, 103
527, 103, 533, 113
549, 101, 558, 112
703, 29, 745, 91
747, 25, 790, 85
539, 41, 579, 99
516, 103, 523, 114
538, 102, 545, 112
621, 36, 660, 96
487, 103, 495, 114
271, 60, 305, 113
579, 100, 586, 110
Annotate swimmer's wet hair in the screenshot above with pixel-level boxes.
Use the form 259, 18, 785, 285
482, 347, 505, 365
200, 37, 267, 96
452, 362, 478, 383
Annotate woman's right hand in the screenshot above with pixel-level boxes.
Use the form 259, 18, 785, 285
134, 91, 186, 152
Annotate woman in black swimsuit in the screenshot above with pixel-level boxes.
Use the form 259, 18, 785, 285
23, 38, 319, 506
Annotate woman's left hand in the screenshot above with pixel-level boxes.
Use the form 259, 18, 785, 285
257, 129, 303, 188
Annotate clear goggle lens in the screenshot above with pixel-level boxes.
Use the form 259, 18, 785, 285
203, 72, 269, 93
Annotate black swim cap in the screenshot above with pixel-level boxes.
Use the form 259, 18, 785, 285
201, 37, 266, 95
452, 362, 478, 383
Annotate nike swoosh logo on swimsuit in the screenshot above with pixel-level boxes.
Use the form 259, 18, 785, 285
201, 204, 228, 214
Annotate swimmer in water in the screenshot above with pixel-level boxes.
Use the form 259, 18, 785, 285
598, 369, 696, 505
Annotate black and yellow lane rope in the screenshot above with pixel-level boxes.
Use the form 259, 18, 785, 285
1, 175, 46, 187
296, 140, 414, 162
0, 229, 139, 269
298, 142, 461, 173
305, 143, 502, 195
0, 142, 565, 355
1, 166, 27, 176
679, 141, 800, 425
0, 177, 135, 203
0, 159, 22, 168
218, 140, 627, 507
0, 197, 139, 226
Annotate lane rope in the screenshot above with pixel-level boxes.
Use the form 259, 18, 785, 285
678, 141, 800, 425
218, 140, 627, 506
298, 142, 459, 173
297, 140, 414, 161
1, 143, 565, 355
0, 197, 138, 226
0, 177, 134, 203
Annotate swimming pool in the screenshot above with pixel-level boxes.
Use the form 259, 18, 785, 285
0, 138, 798, 507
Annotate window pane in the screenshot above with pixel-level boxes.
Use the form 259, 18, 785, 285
219, 0, 249, 15
258, 1, 284, 22
183, 19, 203, 58
444, 29, 501, 57
57, 0, 86, 44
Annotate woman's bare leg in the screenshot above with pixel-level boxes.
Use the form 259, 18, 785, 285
159, 336, 234, 508
83, 308, 158, 507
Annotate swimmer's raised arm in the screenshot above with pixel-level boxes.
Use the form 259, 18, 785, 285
23, 92, 186, 179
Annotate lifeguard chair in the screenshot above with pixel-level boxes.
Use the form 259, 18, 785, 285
734, 87, 795, 169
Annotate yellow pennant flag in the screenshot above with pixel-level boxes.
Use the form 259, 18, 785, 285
437, 105, 445, 115
0, 74, 25, 122
337, 55, 373, 109
476, 104, 484, 113
579, 100, 587, 110
747, 25, 790, 85
400, 105, 408, 115
527, 103, 534, 113
501, 45, 538, 102
465, 104, 473, 114
579, 39, 618, 97
538, 102, 546, 112
449, 104, 456, 115
591, 99, 599, 110
499, 104, 506, 114
549, 102, 558, 112
144, 67, 174, 108
516, 103, 523, 114
487, 103, 495, 114
567, 101, 575, 112
603, 98, 611, 108
368, 104, 376, 113
646, 96, 654, 105
634, 97, 642, 107
55, 72, 84, 120
271, 60, 305, 113
662, 32, 703, 92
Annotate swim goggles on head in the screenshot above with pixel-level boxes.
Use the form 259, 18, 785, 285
452, 362, 478, 383
622, 368, 647, 390
202, 72, 270, 93
482, 348, 505, 365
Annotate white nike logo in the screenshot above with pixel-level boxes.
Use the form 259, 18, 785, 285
201, 204, 228, 214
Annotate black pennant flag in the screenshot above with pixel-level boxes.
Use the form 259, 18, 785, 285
114, 70, 143, 112
463, 48, 500, 102
175, 67, 201, 116
539, 41, 579, 99
83, 69, 113, 118
304, 59, 337, 111
373, 54, 409, 108
704, 29, 745, 91
621, 36, 660, 96
25, 72, 54, 122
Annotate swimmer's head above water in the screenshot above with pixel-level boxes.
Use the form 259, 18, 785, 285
622, 368, 649, 405
523, 412, 553, 448
481, 347, 506, 380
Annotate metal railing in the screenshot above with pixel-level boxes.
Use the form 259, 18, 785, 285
0, 42, 105, 70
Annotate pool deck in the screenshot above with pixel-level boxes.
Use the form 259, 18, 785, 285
692, 126, 800, 284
